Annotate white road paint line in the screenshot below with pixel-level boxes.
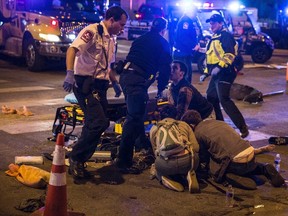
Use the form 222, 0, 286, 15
0, 120, 53, 134
244, 63, 287, 69
244, 130, 274, 142
0, 98, 69, 107
0, 80, 9, 83
0, 86, 54, 93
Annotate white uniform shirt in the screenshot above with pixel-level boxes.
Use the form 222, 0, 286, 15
71, 21, 116, 80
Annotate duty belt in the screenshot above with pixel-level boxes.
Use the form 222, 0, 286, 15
123, 62, 146, 77
123, 62, 155, 83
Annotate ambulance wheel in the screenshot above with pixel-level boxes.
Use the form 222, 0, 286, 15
24, 38, 46, 72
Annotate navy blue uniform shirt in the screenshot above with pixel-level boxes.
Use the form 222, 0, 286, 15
174, 15, 197, 54
126, 30, 172, 92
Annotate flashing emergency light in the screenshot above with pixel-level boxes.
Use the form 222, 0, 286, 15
227, 2, 245, 12
135, 13, 142, 19
51, 19, 58, 27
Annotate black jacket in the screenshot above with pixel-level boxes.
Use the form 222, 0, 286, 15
126, 30, 172, 93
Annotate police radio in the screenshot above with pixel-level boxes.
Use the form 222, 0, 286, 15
97, 24, 104, 38
97, 24, 108, 70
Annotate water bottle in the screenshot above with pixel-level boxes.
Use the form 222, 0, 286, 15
226, 185, 234, 207
274, 153, 281, 172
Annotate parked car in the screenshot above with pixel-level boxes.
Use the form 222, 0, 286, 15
196, 7, 274, 63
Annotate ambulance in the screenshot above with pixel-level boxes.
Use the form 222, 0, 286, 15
0, 0, 102, 71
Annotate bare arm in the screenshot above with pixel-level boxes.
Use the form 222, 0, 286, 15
66, 46, 79, 71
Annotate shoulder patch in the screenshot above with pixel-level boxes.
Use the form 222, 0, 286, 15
80, 30, 94, 43
183, 22, 189, 29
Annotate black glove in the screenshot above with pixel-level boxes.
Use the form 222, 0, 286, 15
112, 81, 122, 97
63, 70, 75, 92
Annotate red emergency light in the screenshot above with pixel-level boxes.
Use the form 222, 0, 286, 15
135, 13, 142, 19
51, 19, 58, 27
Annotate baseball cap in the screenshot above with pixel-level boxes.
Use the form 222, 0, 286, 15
206, 14, 224, 23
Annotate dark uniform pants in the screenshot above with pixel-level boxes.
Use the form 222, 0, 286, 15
206, 68, 246, 130
118, 71, 149, 167
70, 76, 110, 163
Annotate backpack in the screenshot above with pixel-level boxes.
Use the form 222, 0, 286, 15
155, 120, 185, 158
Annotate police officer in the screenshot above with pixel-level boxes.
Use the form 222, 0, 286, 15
200, 14, 249, 138
116, 17, 172, 174
173, 9, 198, 83
63, 6, 128, 179
168, 60, 214, 120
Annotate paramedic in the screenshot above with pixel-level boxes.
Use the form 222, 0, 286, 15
63, 6, 128, 179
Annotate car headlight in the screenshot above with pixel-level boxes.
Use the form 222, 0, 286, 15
39, 33, 60, 42
67, 33, 76, 41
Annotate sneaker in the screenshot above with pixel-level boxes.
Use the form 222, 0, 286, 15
161, 176, 184, 192
68, 157, 92, 179
263, 164, 285, 187
225, 173, 257, 190
187, 170, 200, 193
240, 126, 249, 138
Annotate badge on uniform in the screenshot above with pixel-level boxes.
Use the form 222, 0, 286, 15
183, 22, 189, 29
80, 30, 94, 43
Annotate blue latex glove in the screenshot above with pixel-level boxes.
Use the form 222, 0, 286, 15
199, 74, 208, 82
211, 67, 221, 76
112, 81, 122, 97
63, 70, 75, 92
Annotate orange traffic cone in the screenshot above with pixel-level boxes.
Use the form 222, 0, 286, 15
31, 133, 85, 216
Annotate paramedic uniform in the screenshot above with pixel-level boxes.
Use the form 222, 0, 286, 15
69, 22, 116, 163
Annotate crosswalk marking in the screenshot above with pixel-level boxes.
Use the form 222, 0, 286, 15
244, 130, 274, 142
244, 63, 286, 69
0, 120, 53, 134
0, 86, 54, 93
0, 81, 275, 141
1, 98, 69, 107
